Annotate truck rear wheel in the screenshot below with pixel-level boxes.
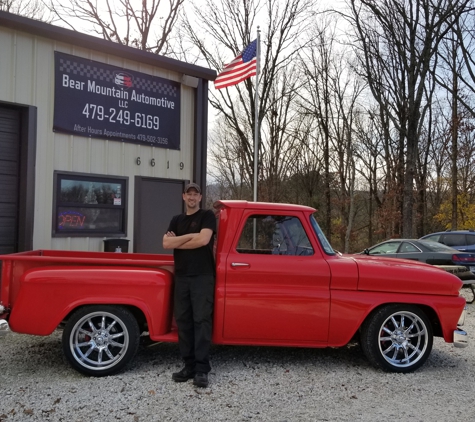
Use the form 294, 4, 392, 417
62, 305, 140, 377
360, 304, 433, 373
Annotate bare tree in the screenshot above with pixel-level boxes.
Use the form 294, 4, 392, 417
297, 18, 365, 250
353, 108, 386, 245
448, 7, 475, 118
297, 21, 334, 239
342, 0, 470, 238
208, 114, 254, 200
46, 0, 184, 54
180, 0, 315, 201
286, 116, 326, 209
0, 0, 50, 20
432, 10, 475, 230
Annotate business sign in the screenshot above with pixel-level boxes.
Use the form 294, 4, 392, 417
53, 51, 181, 150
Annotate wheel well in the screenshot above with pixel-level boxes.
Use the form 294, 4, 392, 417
418, 305, 442, 337
360, 303, 442, 337
59, 304, 148, 333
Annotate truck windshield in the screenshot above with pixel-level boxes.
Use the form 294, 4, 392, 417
310, 215, 335, 255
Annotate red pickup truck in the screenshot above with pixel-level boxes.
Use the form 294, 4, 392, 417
0, 200, 468, 376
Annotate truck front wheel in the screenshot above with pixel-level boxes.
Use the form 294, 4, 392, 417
360, 304, 433, 373
62, 305, 140, 377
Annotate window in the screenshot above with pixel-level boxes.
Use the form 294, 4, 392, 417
442, 234, 466, 247
399, 242, 420, 253
310, 215, 335, 255
467, 234, 475, 246
369, 242, 400, 254
53, 172, 127, 237
236, 214, 314, 256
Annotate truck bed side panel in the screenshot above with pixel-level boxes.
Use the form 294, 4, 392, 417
8, 266, 173, 336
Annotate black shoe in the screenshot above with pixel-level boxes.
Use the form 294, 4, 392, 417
172, 367, 195, 382
193, 372, 209, 388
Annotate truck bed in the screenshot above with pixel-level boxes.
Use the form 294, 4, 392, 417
0, 249, 174, 267
0, 250, 175, 322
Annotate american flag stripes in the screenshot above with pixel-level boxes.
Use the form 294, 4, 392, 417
214, 40, 257, 89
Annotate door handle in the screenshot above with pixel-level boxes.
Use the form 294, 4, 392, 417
231, 262, 250, 267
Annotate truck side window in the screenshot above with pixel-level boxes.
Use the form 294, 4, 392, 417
236, 215, 314, 256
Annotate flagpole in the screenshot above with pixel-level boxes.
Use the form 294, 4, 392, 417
253, 28, 261, 202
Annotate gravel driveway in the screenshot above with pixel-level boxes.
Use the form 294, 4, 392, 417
1, 289, 475, 422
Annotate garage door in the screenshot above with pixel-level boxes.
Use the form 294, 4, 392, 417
0, 107, 20, 254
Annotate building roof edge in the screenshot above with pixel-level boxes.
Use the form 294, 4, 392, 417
0, 11, 217, 81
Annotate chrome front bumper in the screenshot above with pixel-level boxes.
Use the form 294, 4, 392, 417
454, 306, 468, 348
454, 329, 468, 348
0, 319, 9, 339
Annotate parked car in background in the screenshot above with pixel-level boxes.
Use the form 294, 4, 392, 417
361, 239, 475, 280
420, 230, 475, 253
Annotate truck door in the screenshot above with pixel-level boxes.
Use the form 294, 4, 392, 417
223, 212, 331, 344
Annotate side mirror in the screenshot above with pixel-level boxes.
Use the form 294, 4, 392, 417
363, 248, 369, 255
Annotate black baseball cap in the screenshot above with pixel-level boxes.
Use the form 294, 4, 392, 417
184, 183, 201, 194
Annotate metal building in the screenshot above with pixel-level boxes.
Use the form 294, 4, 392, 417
0, 11, 216, 254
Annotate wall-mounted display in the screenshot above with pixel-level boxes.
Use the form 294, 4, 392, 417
53, 52, 181, 150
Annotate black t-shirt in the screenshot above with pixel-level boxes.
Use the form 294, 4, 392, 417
167, 209, 216, 276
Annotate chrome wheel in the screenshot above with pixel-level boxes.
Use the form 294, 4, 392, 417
378, 311, 429, 368
63, 306, 140, 376
361, 305, 433, 372
70, 311, 129, 370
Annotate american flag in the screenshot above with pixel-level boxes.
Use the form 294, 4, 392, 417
214, 40, 257, 90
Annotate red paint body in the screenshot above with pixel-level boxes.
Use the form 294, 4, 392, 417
0, 201, 466, 348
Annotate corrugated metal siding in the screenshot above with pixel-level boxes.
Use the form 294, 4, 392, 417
0, 28, 196, 251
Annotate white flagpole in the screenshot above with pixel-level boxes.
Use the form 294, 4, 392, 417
253, 28, 261, 202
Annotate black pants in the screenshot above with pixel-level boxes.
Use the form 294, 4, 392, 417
173, 274, 215, 373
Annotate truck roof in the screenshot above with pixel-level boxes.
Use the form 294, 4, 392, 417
213, 200, 316, 213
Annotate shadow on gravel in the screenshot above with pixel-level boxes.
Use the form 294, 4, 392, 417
130, 339, 373, 375
3, 331, 469, 379
131, 335, 471, 377
424, 346, 469, 372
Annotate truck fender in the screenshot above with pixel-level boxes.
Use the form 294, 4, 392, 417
328, 290, 464, 346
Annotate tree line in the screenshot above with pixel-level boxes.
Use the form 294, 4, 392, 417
4, 0, 475, 252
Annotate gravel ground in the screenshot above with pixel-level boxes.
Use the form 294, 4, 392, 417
1, 289, 475, 422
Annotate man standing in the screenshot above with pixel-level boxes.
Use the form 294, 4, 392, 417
163, 183, 216, 388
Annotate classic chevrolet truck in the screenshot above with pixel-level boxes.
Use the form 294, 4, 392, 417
0, 200, 468, 376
